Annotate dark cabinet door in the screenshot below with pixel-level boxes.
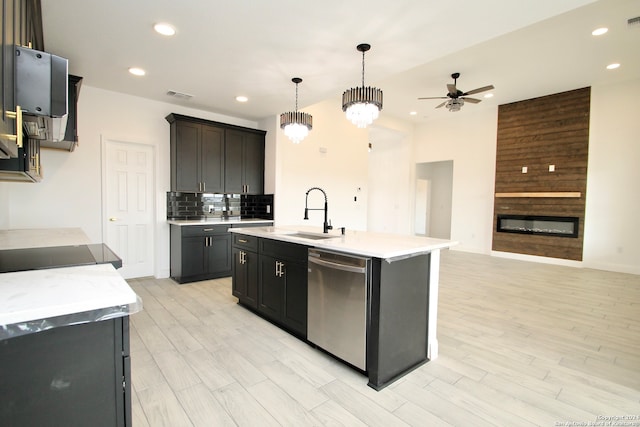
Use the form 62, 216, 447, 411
224, 130, 243, 193
206, 233, 231, 275
1, 0, 44, 159
225, 129, 264, 194
200, 125, 225, 193
282, 261, 308, 336
181, 236, 207, 278
243, 132, 264, 195
174, 121, 200, 192
232, 247, 258, 309
258, 255, 284, 322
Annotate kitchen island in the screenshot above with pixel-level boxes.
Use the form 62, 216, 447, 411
229, 225, 456, 390
0, 227, 141, 425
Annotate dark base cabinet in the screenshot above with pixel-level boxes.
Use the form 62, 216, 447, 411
232, 236, 308, 338
231, 233, 259, 309
0, 317, 131, 426
170, 224, 232, 284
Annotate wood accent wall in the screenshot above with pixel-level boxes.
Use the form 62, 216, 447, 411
492, 87, 590, 261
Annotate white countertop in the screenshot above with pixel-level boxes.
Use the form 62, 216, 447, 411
0, 227, 90, 250
0, 263, 140, 329
229, 226, 457, 260
167, 218, 274, 226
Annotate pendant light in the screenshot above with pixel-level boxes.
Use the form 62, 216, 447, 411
342, 43, 383, 128
280, 77, 313, 144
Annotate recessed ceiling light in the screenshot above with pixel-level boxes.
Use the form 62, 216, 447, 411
606, 63, 620, 70
235, 96, 248, 103
592, 27, 608, 36
484, 93, 494, 99
409, 111, 417, 116
128, 67, 146, 76
154, 23, 176, 36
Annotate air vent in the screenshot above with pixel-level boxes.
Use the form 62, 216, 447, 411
166, 90, 193, 100
629, 16, 640, 27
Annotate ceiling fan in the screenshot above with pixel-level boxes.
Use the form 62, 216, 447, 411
418, 72, 494, 112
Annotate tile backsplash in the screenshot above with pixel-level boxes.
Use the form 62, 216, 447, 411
167, 192, 273, 220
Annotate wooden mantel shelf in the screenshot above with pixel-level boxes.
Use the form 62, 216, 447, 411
495, 192, 582, 198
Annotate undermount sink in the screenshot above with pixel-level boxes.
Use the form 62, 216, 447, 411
284, 232, 335, 241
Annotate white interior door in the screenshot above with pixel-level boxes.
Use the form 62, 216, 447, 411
103, 139, 155, 279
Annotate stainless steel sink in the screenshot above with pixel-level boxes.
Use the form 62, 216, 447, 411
286, 232, 335, 240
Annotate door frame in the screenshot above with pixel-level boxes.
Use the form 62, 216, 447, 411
100, 135, 157, 278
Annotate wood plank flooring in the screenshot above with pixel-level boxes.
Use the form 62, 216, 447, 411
128, 250, 640, 426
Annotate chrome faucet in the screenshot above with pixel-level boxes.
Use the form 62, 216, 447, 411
304, 187, 332, 233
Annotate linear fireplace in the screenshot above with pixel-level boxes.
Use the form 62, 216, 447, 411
496, 215, 579, 238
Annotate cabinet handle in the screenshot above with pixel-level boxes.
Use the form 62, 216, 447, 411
238, 239, 248, 243
2, 106, 24, 149
203, 182, 206, 192
275, 261, 285, 277
203, 228, 214, 232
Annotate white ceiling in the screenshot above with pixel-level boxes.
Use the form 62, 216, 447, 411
40, 0, 639, 123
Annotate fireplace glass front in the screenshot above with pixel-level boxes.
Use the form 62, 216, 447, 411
497, 215, 579, 238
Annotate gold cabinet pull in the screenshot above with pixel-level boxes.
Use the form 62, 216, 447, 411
2, 106, 23, 149
109, 217, 118, 222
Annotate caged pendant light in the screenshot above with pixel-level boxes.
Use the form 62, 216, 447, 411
342, 43, 383, 128
280, 77, 313, 144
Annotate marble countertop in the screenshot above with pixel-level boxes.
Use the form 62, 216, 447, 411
167, 218, 274, 226
229, 225, 457, 260
0, 227, 90, 250
0, 263, 140, 332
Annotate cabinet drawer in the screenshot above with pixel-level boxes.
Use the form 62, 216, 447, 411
233, 233, 259, 251
260, 239, 308, 263
181, 224, 229, 236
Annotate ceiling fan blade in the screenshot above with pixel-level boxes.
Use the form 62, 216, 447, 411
463, 85, 494, 96
462, 97, 481, 104
418, 96, 449, 100
435, 101, 447, 109
447, 83, 457, 95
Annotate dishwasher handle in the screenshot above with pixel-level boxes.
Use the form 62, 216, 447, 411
308, 255, 367, 274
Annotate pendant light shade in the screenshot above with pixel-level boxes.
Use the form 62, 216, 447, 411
342, 43, 383, 128
280, 77, 312, 144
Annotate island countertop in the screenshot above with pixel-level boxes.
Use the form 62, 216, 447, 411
229, 225, 456, 260
0, 263, 141, 339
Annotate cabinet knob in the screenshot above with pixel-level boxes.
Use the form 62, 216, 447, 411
109, 217, 118, 222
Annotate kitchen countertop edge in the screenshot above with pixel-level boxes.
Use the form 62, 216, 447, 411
230, 226, 457, 260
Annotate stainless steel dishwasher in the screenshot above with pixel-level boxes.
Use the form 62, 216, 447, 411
307, 248, 371, 370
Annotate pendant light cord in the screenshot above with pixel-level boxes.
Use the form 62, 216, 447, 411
361, 50, 366, 88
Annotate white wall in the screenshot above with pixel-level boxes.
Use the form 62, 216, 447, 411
412, 79, 640, 275
2, 86, 259, 278
3, 79, 638, 276
414, 108, 498, 254
584, 79, 640, 275
269, 96, 370, 231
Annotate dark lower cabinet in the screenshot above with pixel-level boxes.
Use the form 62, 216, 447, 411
232, 236, 308, 338
0, 317, 131, 426
232, 246, 258, 309
170, 225, 232, 283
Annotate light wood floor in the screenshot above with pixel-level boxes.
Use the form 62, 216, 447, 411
128, 250, 640, 426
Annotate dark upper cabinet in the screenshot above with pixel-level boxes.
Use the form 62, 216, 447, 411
170, 119, 224, 193
225, 129, 264, 194
1, 0, 44, 159
166, 113, 265, 194
40, 74, 83, 151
